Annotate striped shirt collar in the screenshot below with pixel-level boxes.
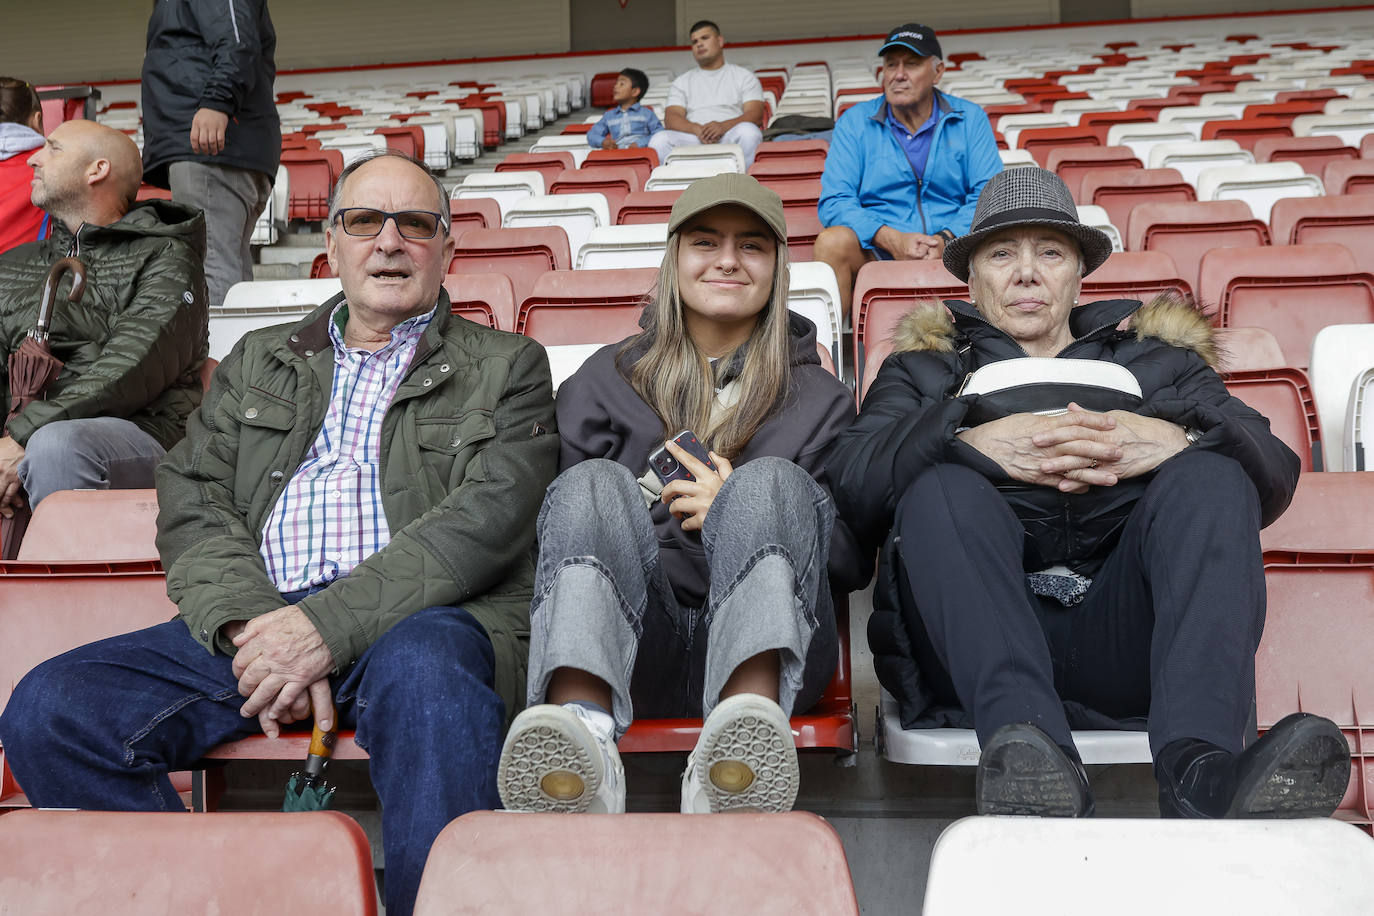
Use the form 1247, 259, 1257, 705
327, 300, 437, 357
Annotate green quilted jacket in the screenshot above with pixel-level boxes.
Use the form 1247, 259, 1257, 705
155, 292, 558, 724
0, 199, 207, 447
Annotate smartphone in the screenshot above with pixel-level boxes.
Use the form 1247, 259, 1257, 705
648, 430, 717, 487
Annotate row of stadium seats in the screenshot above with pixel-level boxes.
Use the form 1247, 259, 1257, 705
9, 805, 1374, 912
3, 468, 1372, 828
0, 808, 862, 914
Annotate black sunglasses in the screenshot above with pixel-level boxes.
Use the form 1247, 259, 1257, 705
333, 207, 448, 240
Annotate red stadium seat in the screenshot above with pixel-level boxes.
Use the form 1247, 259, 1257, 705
1269, 194, 1374, 272
495, 151, 575, 189
784, 212, 822, 261
1216, 326, 1288, 373
455, 99, 505, 149
1079, 250, 1193, 306
309, 252, 333, 279
589, 72, 620, 109
449, 226, 572, 313
1242, 100, 1329, 124
1322, 159, 1374, 196
616, 190, 682, 225
1223, 369, 1323, 470
1080, 167, 1196, 236
619, 593, 857, 758
1198, 243, 1374, 367
748, 157, 826, 182
549, 166, 641, 215
1126, 199, 1269, 298
1080, 110, 1156, 145
136, 184, 173, 202
1261, 472, 1374, 553
584, 148, 659, 187
1017, 126, 1101, 168
280, 149, 344, 222
852, 261, 968, 399
1256, 555, 1372, 829
1275, 89, 1344, 105
414, 811, 857, 916
1046, 146, 1143, 202
442, 273, 513, 330
0, 810, 378, 915
758, 177, 821, 219
752, 139, 829, 167
16, 490, 159, 562
1254, 136, 1357, 176
515, 268, 657, 345
0, 562, 181, 808
372, 125, 424, 161
1362, 134, 1374, 159
449, 197, 501, 239
1201, 117, 1293, 152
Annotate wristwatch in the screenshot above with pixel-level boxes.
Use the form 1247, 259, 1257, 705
1184, 426, 1203, 446
937, 228, 957, 243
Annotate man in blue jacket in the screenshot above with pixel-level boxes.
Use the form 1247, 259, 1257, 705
815, 23, 1001, 318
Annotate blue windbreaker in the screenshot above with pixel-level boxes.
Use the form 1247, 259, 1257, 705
819, 89, 1002, 248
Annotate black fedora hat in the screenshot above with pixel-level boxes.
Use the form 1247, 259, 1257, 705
943, 167, 1114, 282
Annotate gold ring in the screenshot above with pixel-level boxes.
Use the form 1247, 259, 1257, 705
1089, 460, 1099, 469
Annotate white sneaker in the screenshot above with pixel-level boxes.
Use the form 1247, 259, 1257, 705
498, 703, 625, 813
680, 693, 800, 814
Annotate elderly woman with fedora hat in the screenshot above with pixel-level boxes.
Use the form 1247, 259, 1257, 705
829, 167, 1348, 819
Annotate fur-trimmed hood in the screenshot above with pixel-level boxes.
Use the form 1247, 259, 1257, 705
890, 295, 1221, 370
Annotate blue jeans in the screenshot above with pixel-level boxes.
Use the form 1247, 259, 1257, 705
527, 457, 838, 737
0, 601, 504, 916
17, 417, 165, 507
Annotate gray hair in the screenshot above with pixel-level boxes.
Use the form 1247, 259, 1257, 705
327, 149, 450, 231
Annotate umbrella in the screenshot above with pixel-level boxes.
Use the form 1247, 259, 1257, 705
282, 718, 339, 811
1, 256, 86, 559
6, 256, 85, 427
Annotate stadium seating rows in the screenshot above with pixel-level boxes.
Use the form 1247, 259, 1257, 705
6, 23, 1367, 906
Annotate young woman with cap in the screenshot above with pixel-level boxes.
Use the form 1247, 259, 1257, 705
497, 173, 867, 815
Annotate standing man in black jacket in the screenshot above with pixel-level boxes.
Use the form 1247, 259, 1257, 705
141, 0, 280, 310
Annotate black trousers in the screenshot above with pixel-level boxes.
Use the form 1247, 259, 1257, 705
894, 448, 1266, 758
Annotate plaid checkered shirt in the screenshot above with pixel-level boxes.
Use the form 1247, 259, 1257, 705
259, 302, 435, 592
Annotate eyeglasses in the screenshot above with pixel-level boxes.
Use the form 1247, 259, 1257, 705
333, 207, 448, 240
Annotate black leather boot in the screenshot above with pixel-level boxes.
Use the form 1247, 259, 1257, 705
977, 722, 1094, 817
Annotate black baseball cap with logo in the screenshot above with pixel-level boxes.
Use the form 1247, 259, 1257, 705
878, 23, 942, 59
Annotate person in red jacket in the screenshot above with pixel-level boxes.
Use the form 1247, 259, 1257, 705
0, 78, 51, 254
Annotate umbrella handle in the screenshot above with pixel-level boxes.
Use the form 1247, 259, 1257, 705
35, 256, 87, 341
302, 718, 339, 785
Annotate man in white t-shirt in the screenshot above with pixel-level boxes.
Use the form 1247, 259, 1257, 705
649, 20, 766, 166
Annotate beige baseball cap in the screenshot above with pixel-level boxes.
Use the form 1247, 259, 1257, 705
667, 172, 787, 242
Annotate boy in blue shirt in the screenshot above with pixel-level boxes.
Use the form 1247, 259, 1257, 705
586, 68, 662, 150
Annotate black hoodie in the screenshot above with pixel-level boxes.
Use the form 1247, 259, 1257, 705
555, 312, 870, 608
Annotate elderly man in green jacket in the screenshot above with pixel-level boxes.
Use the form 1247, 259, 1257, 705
0, 151, 559, 916
0, 119, 207, 519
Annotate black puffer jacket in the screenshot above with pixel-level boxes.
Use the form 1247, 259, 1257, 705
828, 296, 1299, 726
556, 313, 871, 608
141, 0, 281, 187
